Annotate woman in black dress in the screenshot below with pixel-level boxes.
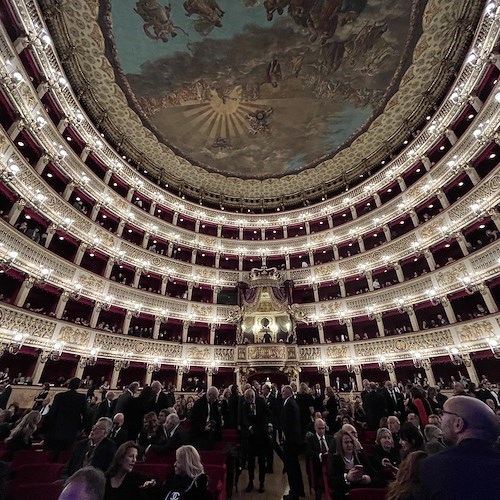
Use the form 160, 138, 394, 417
160, 445, 211, 500
32, 382, 50, 411
105, 441, 157, 500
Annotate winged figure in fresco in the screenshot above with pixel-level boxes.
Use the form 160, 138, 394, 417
183, 0, 225, 34
134, 0, 187, 42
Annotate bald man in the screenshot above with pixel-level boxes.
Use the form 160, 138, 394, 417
190, 386, 222, 449
417, 396, 500, 500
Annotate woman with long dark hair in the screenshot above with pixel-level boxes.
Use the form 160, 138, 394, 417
105, 441, 157, 500
386, 450, 427, 500
5, 410, 41, 460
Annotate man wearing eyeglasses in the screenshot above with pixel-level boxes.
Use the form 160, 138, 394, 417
417, 396, 500, 500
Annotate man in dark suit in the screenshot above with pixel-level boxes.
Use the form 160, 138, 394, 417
477, 381, 500, 408
151, 380, 170, 414
417, 396, 500, 500
62, 417, 116, 479
262, 383, 282, 472
0, 383, 12, 410
241, 388, 271, 493
45, 377, 87, 452
190, 386, 222, 449
94, 391, 115, 421
384, 380, 405, 417
147, 413, 189, 455
312, 383, 324, 413
281, 384, 305, 500
364, 382, 387, 430
305, 418, 329, 500
109, 412, 128, 447
113, 381, 139, 434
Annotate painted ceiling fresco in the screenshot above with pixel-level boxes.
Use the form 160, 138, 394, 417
105, 0, 423, 179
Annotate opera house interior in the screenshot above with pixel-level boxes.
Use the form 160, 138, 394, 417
0, 0, 499, 496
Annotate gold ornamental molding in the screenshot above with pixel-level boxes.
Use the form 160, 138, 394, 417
458, 321, 495, 343
248, 345, 287, 361
58, 326, 91, 346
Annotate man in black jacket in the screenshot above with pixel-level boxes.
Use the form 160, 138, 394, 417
305, 418, 329, 500
61, 417, 116, 479
94, 391, 115, 421
281, 384, 305, 500
190, 386, 222, 449
45, 377, 87, 453
151, 380, 170, 414
241, 388, 271, 493
146, 413, 189, 455
417, 396, 500, 500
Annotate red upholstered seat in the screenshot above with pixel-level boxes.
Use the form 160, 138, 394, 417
133, 463, 174, 482
10, 449, 52, 469
322, 461, 333, 500
144, 449, 175, 464
205, 464, 226, 500
349, 487, 388, 500
199, 450, 227, 465
222, 429, 238, 443
361, 430, 377, 444
12, 463, 64, 484
11, 482, 63, 500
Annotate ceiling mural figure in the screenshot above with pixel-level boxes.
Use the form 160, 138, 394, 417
104, 0, 424, 178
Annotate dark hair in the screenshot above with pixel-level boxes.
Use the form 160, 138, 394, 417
409, 386, 425, 400
107, 441, 138, 477
400, 422, 424, 451
386, 451, 427, 500
68, 377, 81, 390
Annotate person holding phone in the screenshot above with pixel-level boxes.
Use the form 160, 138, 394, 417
371, 427, 400, 478
329, 428, 383, 499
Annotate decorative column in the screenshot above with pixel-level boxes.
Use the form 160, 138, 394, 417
34, 155, 48, 175
393, 263, 405, 283
182, 321, 190, 343
209, 324, 216, 345
387, 366, 397, 384
149, 201, 157, 216
436, 189, 450, 209
126, 187, 135, 202
442, 299, 457, 324
90, 203, 101, 221
409, 210, 419, 228
32, 350, 49, 384
132, 268, 141, 288
312, 283, 319, 302
191, 249, 197, 264
176, 368, 184, 391
373, 193, 381, 208
116, 220, 126, 237
172, 212, 179, 225
111, 362, 121, 389
357, 236, 365, 252
406, 306, 420, 332
383, 225, 392, 242
317, 323, 325, 344
463, 164, 480, 185
44, 225, 56, 248
160, 276, 168, 295
344, 318, 354, 341
187, 283, 194, 301
144, 369, 153, 387
332, 245, 339, 260
104, 170, 113, 184
327, 215, 333, 228
104, 258, 115, 279
62, 182, 75, 201
55, 291, 70, 319
167, 242, 174, 257
365, 270, 374, 291
350, 206, 357, 220
445, 129, 458, 145
8, 199, 26, 225
338, 278, 346, 298
479, 284, 499, 313
14, 276, 35, 307
462, 354, 479, 385
375, 313, 385, 337
421, 156, 432, 171
305, 222, 310, 235
153, 317, 161, 340
423, 249, 437, 271
455, 231, 470, 256
422, 358, 436, 387
90, 303, 102, 328
74, 242, 87, 266
397, 176, 406, 192
74, 362, 85, 380
206, 371, 213, 388
142, 232, 150, 249
123, 310, 133, 335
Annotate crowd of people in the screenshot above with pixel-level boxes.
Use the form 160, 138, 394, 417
0, 372, 498, 499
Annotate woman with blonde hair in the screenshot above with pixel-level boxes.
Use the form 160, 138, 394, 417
5, 410, 41, 460
371, 427, 400, 477
386, 450, 427, 500
161, 444, 210, 499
